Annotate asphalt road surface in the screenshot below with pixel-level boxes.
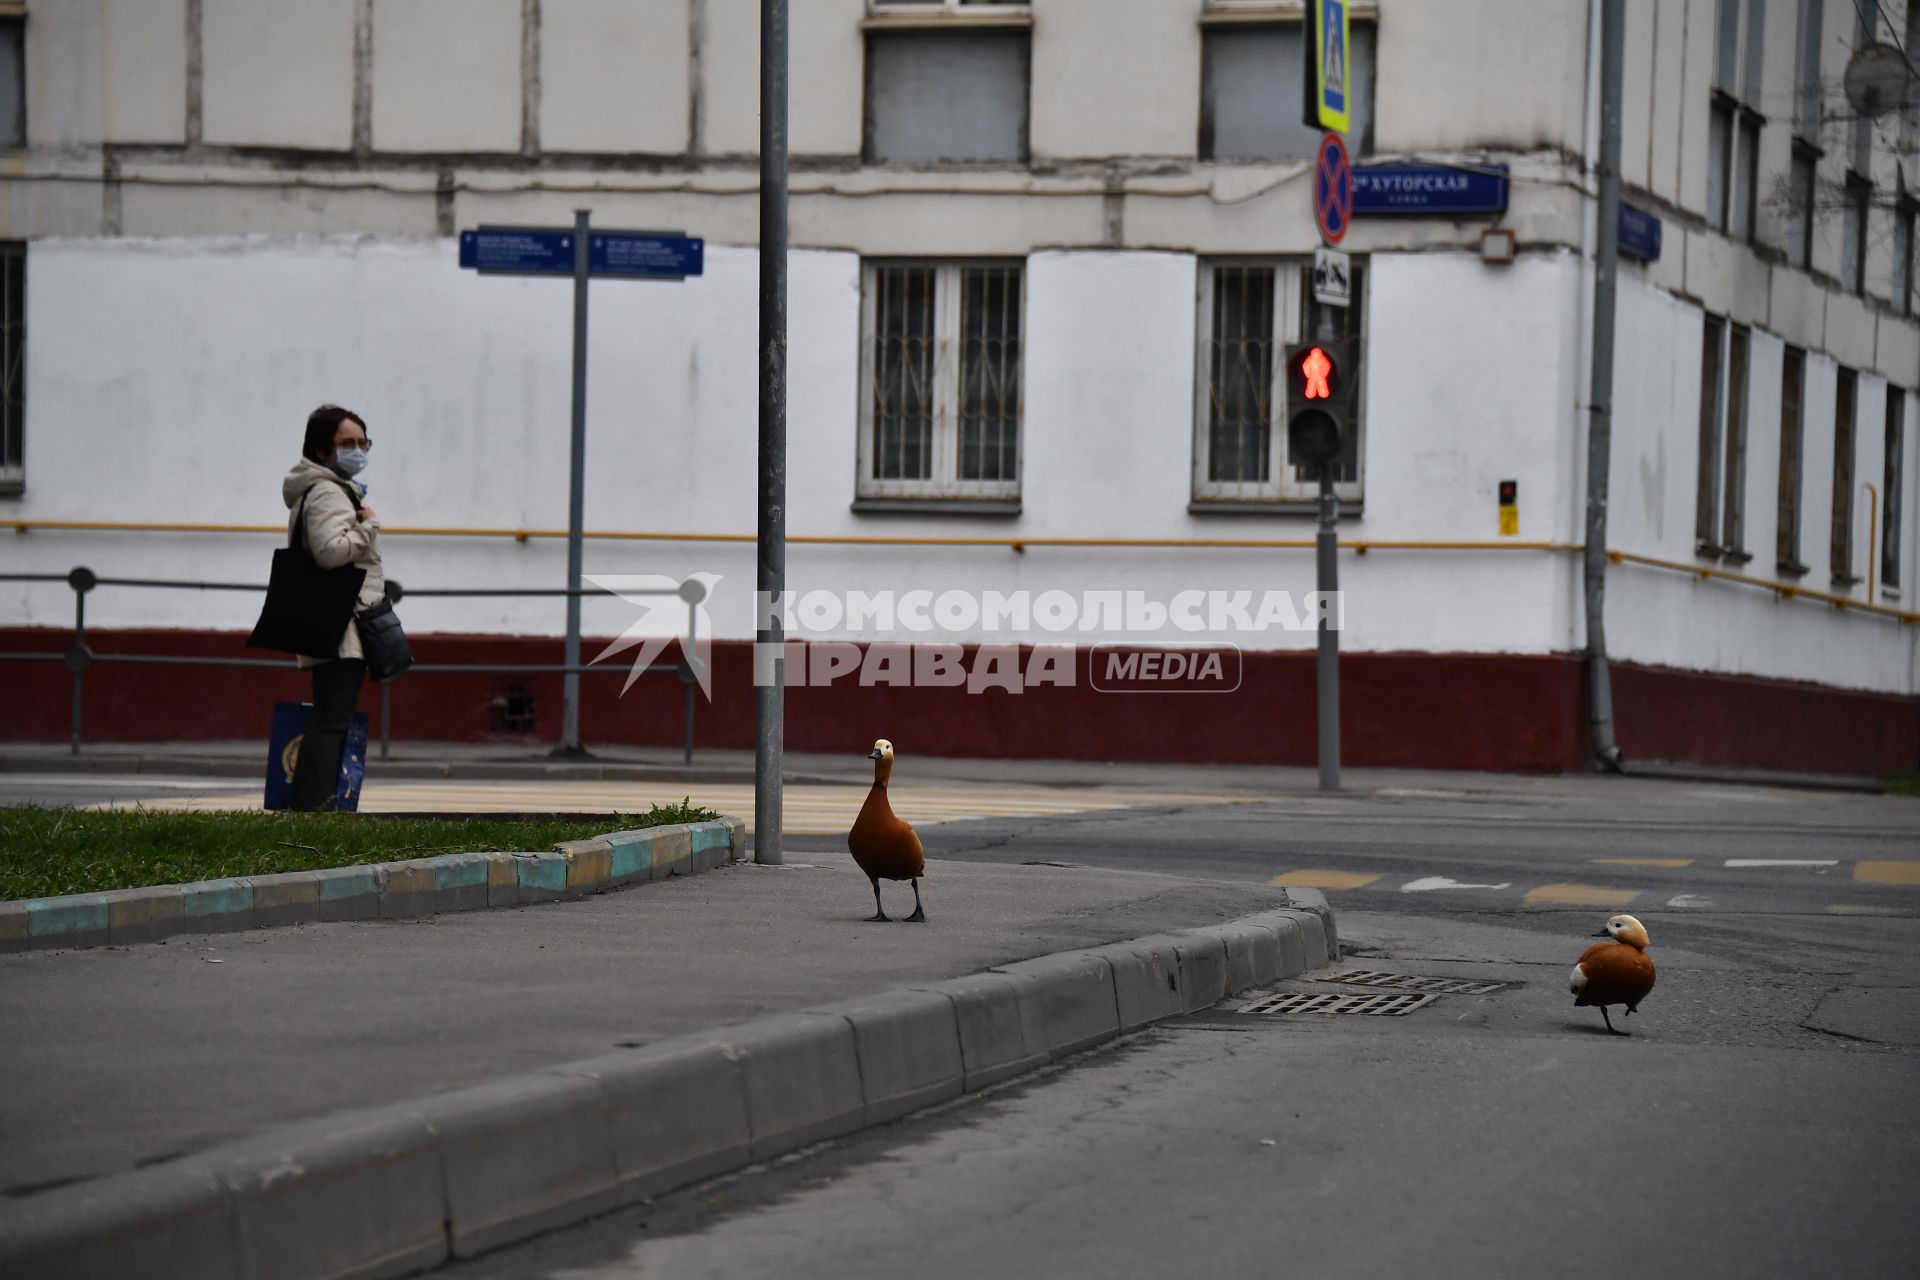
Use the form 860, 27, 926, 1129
444, 776, 1915, 1280
8, 768, 1917, 1277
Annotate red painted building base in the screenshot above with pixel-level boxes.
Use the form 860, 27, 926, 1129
1, 629, 1913, 778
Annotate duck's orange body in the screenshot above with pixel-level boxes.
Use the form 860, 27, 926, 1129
847, 739, 926, 922
1570, 914, 1656, 1035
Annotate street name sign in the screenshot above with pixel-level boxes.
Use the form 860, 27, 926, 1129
1618, 204, 1662, 261
1352, 164, 1510, 216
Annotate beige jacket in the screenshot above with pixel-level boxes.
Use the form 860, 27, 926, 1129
282, 457, 386, 666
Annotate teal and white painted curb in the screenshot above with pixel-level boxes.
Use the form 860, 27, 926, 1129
0, 817, 746, 953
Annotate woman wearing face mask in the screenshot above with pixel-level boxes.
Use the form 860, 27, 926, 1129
282, 404, 385, 811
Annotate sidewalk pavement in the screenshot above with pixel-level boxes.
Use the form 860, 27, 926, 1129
0, 738, 1883, 796
0, 851, 1308, 1195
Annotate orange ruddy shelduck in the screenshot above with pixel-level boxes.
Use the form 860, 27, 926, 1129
1569, 914, 1656, 1036
847, 738, 927, 923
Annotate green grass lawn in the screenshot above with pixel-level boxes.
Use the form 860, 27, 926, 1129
1884, 772, 1920, 798
0, 801, 718, 901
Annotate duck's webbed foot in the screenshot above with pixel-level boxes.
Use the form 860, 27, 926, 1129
866, 878, 891, 923
904, 878, 926, 924
1600, 1006, 1629, 1036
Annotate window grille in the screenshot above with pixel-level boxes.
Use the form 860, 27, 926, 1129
859, 261, 1022, 501
1883, 388, 1905, 592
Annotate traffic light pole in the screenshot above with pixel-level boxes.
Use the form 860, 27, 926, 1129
1315, 463, 1341, 792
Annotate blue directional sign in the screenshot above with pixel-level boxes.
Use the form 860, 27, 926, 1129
1352, 164, 1510, 216
589, 232, 703, 279
1618, 203, 1663, 261
459, 227, 704, 279
459, 228, 577, 275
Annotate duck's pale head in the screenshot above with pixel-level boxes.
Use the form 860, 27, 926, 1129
1593, 914, 1651, 948
867, 739, 894, 763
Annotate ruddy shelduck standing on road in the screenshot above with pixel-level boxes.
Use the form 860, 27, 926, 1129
848, 738, 926, 923
1570, 914, 1656, 1035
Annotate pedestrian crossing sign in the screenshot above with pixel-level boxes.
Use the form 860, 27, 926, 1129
1307, 0, 1352, 135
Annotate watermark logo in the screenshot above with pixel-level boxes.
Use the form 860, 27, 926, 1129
1089, 644, 1243, 693
585, 574, 718, 697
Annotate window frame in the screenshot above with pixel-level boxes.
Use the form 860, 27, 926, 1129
1777, 345, 1808, 575
1831, 366, 1859, 585
1198, 17, 1377, 162
855, 257, 1025, 507
0, 5, 24, 153
862, 24, 1032, 165
0, 239, 21, 494
1883, 386, 1905, 594
1190, 257, 1365, 509
1786, 143, 1819, 269
1893, 195, 1916, 317
1696, 315, 1728, 554
1841, 174, 1871, 296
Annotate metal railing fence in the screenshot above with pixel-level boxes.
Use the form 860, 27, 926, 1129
0, 568, 702, 763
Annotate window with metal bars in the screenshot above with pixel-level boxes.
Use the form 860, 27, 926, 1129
858, 261, 1022, 502
1192, 259, 1363, 505
1777, 346, 1807, 573
1832, 366, 1858, 584
0, 241, 21, 492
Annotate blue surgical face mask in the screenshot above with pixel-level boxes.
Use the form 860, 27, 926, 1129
334, 447, 369, 477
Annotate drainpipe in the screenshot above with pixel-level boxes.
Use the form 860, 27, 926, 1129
1582, 0, 1626, 771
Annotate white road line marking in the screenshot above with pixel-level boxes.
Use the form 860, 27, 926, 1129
1723, 859, 1839, 868
1666, 894, 1712, 908
1399, 876, 1513, 892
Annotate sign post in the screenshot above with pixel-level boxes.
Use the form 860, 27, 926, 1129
458, 221, 705, 756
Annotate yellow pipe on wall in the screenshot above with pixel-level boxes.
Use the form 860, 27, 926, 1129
7, 517, 1915, 623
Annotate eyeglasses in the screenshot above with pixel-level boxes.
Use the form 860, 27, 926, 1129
337, 436, 372, 450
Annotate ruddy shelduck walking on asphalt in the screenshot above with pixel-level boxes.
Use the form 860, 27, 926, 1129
1570, 913, 1656, 1035
848, 738, 926, 923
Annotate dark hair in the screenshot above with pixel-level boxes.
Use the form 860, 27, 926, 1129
302, 405, 367, 463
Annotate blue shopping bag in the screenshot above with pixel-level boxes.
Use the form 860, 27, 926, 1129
264, 701, 368, 812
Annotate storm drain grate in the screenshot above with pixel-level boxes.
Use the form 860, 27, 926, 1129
1317, 970, 1507, 995
1241, 991, 1439, 1017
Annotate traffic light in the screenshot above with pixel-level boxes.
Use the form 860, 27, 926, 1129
1284, 339, 1357, 476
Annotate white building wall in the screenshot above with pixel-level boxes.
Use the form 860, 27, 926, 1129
202, 0, 356, 151
2, 0, 1917, 704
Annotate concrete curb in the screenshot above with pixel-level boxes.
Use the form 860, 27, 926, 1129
0, 818, 747, 954
0, 890, 1339, 1280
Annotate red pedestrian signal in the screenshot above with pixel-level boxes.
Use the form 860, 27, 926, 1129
1287, 344, 1339, 402
1303, 347, 1332, 399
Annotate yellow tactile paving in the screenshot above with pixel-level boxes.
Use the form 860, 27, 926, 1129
1853, 861, 1920, 886
95, 781, 1241, 837
1270, 870, 1384, 891
1523, 883, 1641, 908
1591, 858, 1692, 869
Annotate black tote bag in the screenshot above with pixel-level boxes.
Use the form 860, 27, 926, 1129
246, 492, 368, 659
